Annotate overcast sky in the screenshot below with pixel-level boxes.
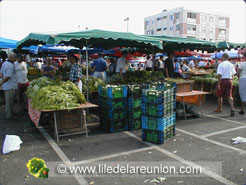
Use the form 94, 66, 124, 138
0, 0, 245, 43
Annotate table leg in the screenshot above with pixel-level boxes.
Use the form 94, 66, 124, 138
182, 97, 186, 120
53, 112, 59, 142
201, 82, 204, 91
199, 95, 204, 117
82, 109, 88, 138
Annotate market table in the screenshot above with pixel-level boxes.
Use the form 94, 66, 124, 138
176, 90, 211, 120
28, 100, 98, 142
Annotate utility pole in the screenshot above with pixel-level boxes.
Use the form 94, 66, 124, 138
124, 17, 130, 32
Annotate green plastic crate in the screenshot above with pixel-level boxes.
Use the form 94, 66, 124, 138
128, 119, 142, 130
129, 109, 142, 119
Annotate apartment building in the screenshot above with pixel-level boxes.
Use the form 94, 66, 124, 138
144, 7, 229, 42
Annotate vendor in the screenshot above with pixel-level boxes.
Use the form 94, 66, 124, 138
41, 59, 56, 79
68, 54, 82, 92
116, 51, 128, 77
164, 51, 175, 78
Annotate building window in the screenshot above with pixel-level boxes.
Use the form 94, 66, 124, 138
209, 17, 214, 23
163, 16, 167, 20
176, 13, 180, 19
176, 25, 180, 31
219, 29, 226, 35
210, 28, 214, 33
202, 38, 206, 41
187, 12, 196, 19
202, 27, 206, 33
187, 24, 196, 31
219, 17, 226, 24
170, 15, 174, 20
187, 36, 196, 38
157, 28, 162, 32
170, 26, 173, 31
202, 15, 206, 21
163, 27, 167, 31
157, 17, 161, 21
152, 19, 154, 24
146, 21, 149, 26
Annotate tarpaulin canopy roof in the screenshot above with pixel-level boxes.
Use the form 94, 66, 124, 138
217, 41, 246, 50
0, 37, 18, 49
148, 35, 218, 52
17, 33, 55, 49
17, 29, 163, 50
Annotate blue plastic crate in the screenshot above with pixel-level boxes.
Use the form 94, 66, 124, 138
142, 114, 176, 131
128, 97, 142, 109
100, 108, 127, 121
128, 119, 142, 130
142, 116, 166, 131
142, 129, 164, 144
142, 88, 176, 104
128, 85, 142, 98
100, 119, 128, 133
99, 97, 127, 110
98, 85, 127, 98
142, 102, 175, 118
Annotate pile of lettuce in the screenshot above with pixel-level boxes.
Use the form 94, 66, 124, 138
27, 77, 86, 111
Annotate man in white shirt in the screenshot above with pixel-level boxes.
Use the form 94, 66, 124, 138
188, 60, 195, 69
145, 55, 153, 71
0, 52, 18, 119
215, 53, 236, 116
116, 51, 128, 76
15, 54, 29, 111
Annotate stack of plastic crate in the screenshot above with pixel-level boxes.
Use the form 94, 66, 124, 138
142, 82, 176, 144
127, 85, 142, 130
98, 85, 128, 133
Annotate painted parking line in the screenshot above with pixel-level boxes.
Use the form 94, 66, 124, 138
72, 146, 155, 166
204, 114, 246, 125
201, 125, 246, 138
124, 131, 237, 185
176, 128, 246, 154
37, 126, 88, 185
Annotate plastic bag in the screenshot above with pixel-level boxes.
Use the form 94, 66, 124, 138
2, 135, 23, 154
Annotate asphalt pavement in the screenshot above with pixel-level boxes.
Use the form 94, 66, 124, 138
0, 99, 246, 185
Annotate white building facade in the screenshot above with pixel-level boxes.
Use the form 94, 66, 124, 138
144, 7, 229, 42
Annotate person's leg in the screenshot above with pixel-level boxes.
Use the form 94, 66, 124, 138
227, 80, 235, 116
4, 89, 14, 119
240, 102, 245, 113
215, 96, 223, 112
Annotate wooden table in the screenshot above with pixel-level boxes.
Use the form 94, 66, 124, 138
176, 91, 211, 120
42, 102, 98, 142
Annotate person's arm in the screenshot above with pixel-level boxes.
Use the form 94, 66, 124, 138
76, 65, 82, 84
0, 64, 13, 86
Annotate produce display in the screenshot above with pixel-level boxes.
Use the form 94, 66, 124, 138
105, 71, 164, 84
27, 67, 41, 80
81, 76, 105, 93
27, 77, 86, 110
192, 73, 239, 86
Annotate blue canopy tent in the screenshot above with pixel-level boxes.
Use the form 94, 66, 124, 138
211, 51, 241, 59
0, 37, 17, 49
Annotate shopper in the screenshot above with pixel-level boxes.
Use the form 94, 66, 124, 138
69, 54, 83, 92
91, 53, 107, 81
0, 52, 17, 120
164, 51, 175, 78
145, 55, 152, 71
174, 59, 182, 78
215, 53, 236, 116
41, 59, 56, 79
14, 54, 29, 111
238, 52, 246, 114
116, 51, 128, 77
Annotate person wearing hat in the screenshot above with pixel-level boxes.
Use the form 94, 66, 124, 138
68, 54, 82, 92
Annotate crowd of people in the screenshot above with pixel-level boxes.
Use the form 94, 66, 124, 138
0, 50, 245, 120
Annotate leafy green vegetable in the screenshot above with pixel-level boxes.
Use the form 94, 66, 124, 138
28, 77, 86, 111
81, 76, 105, 93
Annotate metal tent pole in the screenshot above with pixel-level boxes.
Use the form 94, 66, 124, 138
86, 40, 89, 102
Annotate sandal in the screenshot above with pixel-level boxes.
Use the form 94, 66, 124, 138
239, 111, 245, 115
230, 109, 235, 117
214, 109, 222, 113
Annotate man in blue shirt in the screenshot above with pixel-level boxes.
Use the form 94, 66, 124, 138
91, 53, 107, 81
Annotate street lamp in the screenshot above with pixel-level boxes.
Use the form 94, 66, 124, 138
124, 17, 130, 32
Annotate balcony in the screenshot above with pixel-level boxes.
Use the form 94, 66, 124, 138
187, 30, 196, 35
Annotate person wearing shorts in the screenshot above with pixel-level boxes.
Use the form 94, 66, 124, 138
215, 53, 236, 116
